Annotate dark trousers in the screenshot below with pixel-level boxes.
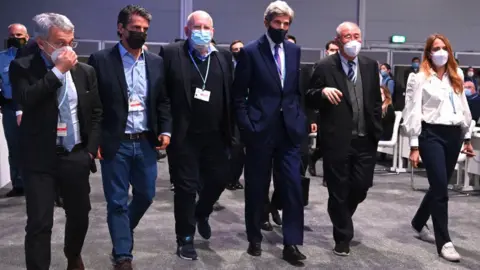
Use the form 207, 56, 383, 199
244, 120, 304, 245
323, 136, 377, 244
24, 148, 91, 270
100, 139, 157, 262
171, 131, 229, 238
412, 123, 463, 253
166, 147, 174, 184
229, 143, 245, 185
1, 103, 23, 188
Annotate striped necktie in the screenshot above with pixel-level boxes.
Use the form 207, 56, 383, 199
348, 60, 355, 82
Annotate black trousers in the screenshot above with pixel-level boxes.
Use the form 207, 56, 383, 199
229, 143, 245, 185
412, 123, 463, 253
323, 136, 377, 244
24, 147, 92, 270
171, 131, 229, 238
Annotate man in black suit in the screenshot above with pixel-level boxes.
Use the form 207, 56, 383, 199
159, 10, 233, 260
307, 22, 382, 257
88, 5, 171, 270
9, 13, 102, 270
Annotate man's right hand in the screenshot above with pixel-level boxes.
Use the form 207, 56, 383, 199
322, 87, 343, 105
55, 49, 78, 74
96, 147, 103, 160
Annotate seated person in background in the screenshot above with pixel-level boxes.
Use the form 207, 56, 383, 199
465, 66, 480, 91
380, 63, 395, 96
465, 81, 480, 122
380, 85, 395, 141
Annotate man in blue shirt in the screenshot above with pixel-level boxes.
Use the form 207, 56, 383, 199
0, 23, 29, 197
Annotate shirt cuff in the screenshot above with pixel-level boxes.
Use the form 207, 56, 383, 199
409, 136, 419, 147
161, 132, 171, 137
15, 111, 22, 116
464, 132, 471, 140
51, 67, 66, 81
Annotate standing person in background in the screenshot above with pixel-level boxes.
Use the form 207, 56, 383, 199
88, 5, 171, 269
0, 23, 28, 197
226, 39, 245, 191
403, 33, 474, 262
307, 21, 382, 256
10, 12, 102, 270
233, 1, 307, 266
159, 10, 233, 260
380, 63, 395, 96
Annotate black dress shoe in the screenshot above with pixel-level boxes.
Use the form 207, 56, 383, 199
196, 217, 211, 240
271, 209, 282, 226
283, 245, 306, 266
247, 242, 261, 256
5, 188, 24, 197
308, 157, 317, 176
234, 182, 244, 189
55, 195, 64, 208
261, 221, 273, 231
225, 183, 236, 190
333, 242, 350, 256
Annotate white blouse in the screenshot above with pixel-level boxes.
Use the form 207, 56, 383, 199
402, 68, 472, 147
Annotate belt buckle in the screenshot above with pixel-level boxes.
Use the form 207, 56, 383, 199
129, 133, 140, 140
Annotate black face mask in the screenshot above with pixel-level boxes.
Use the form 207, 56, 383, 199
125, 30, 147, 49
7, 37, 27, 49
267, 27, 287, 44
232, 51, 240, 60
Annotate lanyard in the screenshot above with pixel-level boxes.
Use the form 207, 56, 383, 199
188, 51, 211, 89
449, 91, 456, 114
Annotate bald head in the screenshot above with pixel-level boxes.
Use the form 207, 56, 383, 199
184, 10, 215, 49
7, 23, 29, 48
335, 21, 362, 60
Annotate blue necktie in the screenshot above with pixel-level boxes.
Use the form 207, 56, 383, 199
274, 44, 282, 83
348, 60, 355, 82
57, 74, 75, 151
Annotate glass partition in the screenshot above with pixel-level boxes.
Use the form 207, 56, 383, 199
455, 52, 480, 68
300, 48, 321, 64
391, 51, 422, 66
75, 39, 102, 57
359, 49, 390, 65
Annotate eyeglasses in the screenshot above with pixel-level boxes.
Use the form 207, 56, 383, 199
46, 40, 78, 49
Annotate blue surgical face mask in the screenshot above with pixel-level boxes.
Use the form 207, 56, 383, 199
380, 70, 388, 77
412, 62, 419, 69
190, 29, 212, 46
465, 89, 473, 96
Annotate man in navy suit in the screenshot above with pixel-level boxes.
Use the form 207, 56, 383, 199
88, 5, 171, 270
232, 1, 307, 266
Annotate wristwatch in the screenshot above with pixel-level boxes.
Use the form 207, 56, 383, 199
464, 139, 471, 145
410, 146, 419, 151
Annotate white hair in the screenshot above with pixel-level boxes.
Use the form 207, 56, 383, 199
336, 21, 360, 36
264, 1, 294, 23
186, 10, 213, 27
33, 13, 74, 39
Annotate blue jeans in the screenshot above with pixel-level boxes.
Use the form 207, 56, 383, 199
100, 139, 157, 262
1, 103, 22, 188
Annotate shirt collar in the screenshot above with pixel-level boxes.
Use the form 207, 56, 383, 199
188, 39, 217, 60
118, 41, 144, 61
265, 33, 283, 50
339, 52, 358, 67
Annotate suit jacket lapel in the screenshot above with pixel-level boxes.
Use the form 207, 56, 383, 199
332, 54, 352, 107
283, 41, 295, 90
213, 51, 230, 116
179, 41, 192, 107
359, 56, 370, 110
258, 35, 282, 89
111, 44, 129, 103
68, 65, 85, 134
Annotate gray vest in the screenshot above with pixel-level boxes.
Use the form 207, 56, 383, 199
345, 68, 367, 136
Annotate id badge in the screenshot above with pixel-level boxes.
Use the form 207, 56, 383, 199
57, 123, 67, 137
194, 88, 211, 102
128, 97, 144, 112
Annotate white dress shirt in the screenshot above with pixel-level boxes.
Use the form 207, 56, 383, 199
402, 68, 472, 147
265, 33, 285, 87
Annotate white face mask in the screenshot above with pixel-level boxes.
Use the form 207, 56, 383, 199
468, 71, 474, 77
51, 46, 73, 63
431, 49, 448, 67
343, 40, 361, 58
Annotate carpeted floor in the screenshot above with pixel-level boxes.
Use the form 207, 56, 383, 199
1, 160, 479, 270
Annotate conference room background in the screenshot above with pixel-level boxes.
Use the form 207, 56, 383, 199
1, 0, 479, 52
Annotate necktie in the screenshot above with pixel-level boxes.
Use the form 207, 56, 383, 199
274, 44, 282, 80
348, 60, 355, 82
57, 73, 75, 151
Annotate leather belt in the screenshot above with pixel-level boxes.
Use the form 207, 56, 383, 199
122, 132, 147, 140
56, 144, 83, 156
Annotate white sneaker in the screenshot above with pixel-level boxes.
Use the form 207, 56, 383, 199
440, 242, 461, 262
413, 225, 435, 243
